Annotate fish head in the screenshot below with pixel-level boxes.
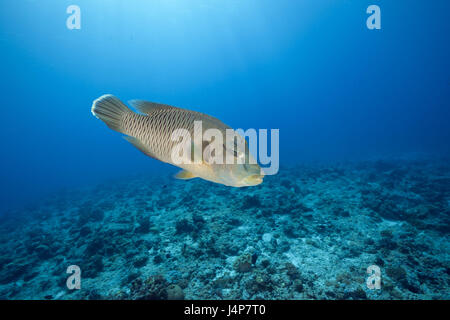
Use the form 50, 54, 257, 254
199, 129, 265, 187
236, 163, 265, 186
221, 151, 264, 187
215, 162, 264, 187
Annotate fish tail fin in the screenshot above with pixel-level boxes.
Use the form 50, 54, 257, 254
91, 94, 132, 133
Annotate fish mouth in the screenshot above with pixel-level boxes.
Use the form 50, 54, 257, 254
243, 174, 264, 186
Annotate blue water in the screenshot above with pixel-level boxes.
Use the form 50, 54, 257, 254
0, 1, 449, 300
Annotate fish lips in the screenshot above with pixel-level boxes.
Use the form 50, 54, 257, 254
242, 174, 264, 186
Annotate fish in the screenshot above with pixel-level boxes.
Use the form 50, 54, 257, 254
91, 94, 264, 187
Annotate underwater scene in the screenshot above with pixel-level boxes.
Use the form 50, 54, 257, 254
0, 1, 449, 300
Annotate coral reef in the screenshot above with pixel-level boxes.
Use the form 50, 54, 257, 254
0, 158, 448, 299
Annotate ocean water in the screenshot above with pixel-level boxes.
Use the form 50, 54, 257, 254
0, 0, 449, 300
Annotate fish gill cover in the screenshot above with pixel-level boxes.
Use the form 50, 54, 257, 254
0, 0, 448, 300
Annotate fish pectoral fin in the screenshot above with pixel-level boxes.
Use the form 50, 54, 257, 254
175, 170, 197, 180
128, 100, 175, 115
123, 136, 158, 160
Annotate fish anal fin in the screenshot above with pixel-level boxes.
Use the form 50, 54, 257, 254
175, 170, 197, 180
128, 100, 175, 115
124, 136, 158, 160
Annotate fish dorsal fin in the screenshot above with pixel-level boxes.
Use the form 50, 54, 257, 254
175, 170, 197, 180
128, 100, 175, 115
123, 136, 159, 160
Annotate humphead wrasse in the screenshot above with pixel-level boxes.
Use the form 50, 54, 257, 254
91, 95, 263, 187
